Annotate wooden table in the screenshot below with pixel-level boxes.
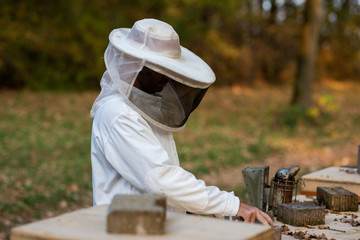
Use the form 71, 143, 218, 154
278, 195, 360, 240
11, 205, 273, 240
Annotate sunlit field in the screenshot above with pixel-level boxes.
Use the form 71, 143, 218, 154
1, 80, 360, 239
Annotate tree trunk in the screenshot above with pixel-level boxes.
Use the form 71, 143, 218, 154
269, 0, 277, 24
247, 0, 262, 16
291, 0, 323, 108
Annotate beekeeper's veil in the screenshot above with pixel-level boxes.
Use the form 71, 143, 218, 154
90, 18, 215, 132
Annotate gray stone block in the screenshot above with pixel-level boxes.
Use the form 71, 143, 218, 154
277, 202, 325, 227
107, 194, 166, 235
317, 186, 358, 212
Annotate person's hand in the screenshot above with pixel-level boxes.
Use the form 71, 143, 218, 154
236, 202, 274, 226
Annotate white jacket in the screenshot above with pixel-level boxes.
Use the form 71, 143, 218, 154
91, 95, 239, 216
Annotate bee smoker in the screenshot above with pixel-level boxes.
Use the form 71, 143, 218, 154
242, 165, 300, 216
242, 166, 272, 212
271, 166, 300, 215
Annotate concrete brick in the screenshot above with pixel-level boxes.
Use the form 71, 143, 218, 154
107, 194, 166, 235
317, 186, 358, 212
277, 202, 325, 227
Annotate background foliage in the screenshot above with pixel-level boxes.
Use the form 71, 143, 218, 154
1, 0, 360, 90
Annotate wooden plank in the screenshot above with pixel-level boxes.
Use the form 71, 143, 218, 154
301, 167, 360, 201
279, 210, 360, 240
278, 195, 360, 240
317, 187, 358, 212
11, 205, 273, 240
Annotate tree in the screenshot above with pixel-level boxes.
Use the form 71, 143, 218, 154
291, 0, 323, 108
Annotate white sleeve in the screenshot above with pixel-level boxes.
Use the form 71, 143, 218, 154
104, 112, 239, 216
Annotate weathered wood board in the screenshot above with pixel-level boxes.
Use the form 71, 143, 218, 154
301, 167, 360, 201
11, 205, 273, 240
278, 210, 360, 240
317, 186, 358, 211
278, 195, 360, 240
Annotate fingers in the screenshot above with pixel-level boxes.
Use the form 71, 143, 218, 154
261, 212, 275, 226
237, 202, 274, 226
243, 211, 256, 223
245, 209, 270, 226
250, 211, 256, 223
255, 210, 274, 226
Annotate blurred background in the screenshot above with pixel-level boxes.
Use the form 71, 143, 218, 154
1, 0, 360, 239
1, 0, 359, 90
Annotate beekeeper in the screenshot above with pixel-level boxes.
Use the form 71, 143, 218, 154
90, 18, 273, 226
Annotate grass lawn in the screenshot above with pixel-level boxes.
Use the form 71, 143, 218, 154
1, 79, 360, 239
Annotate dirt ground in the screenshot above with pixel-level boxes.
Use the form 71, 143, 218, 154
199, 142, 360, 189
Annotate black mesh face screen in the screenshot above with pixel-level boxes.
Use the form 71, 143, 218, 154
169, 80, 208, 127
130, 73, 209, 129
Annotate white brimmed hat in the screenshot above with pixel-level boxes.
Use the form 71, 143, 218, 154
109, 18, 215, 89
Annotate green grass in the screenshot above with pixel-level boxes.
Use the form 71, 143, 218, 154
1, 80, 360, 239
0, 91, 94, 239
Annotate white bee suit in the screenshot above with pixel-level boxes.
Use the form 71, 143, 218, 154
91, 95, 239, 216
90, 19, 240, 216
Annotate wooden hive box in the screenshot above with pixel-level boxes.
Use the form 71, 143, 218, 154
317, 186, 358, 211
301, 167, 360, 201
